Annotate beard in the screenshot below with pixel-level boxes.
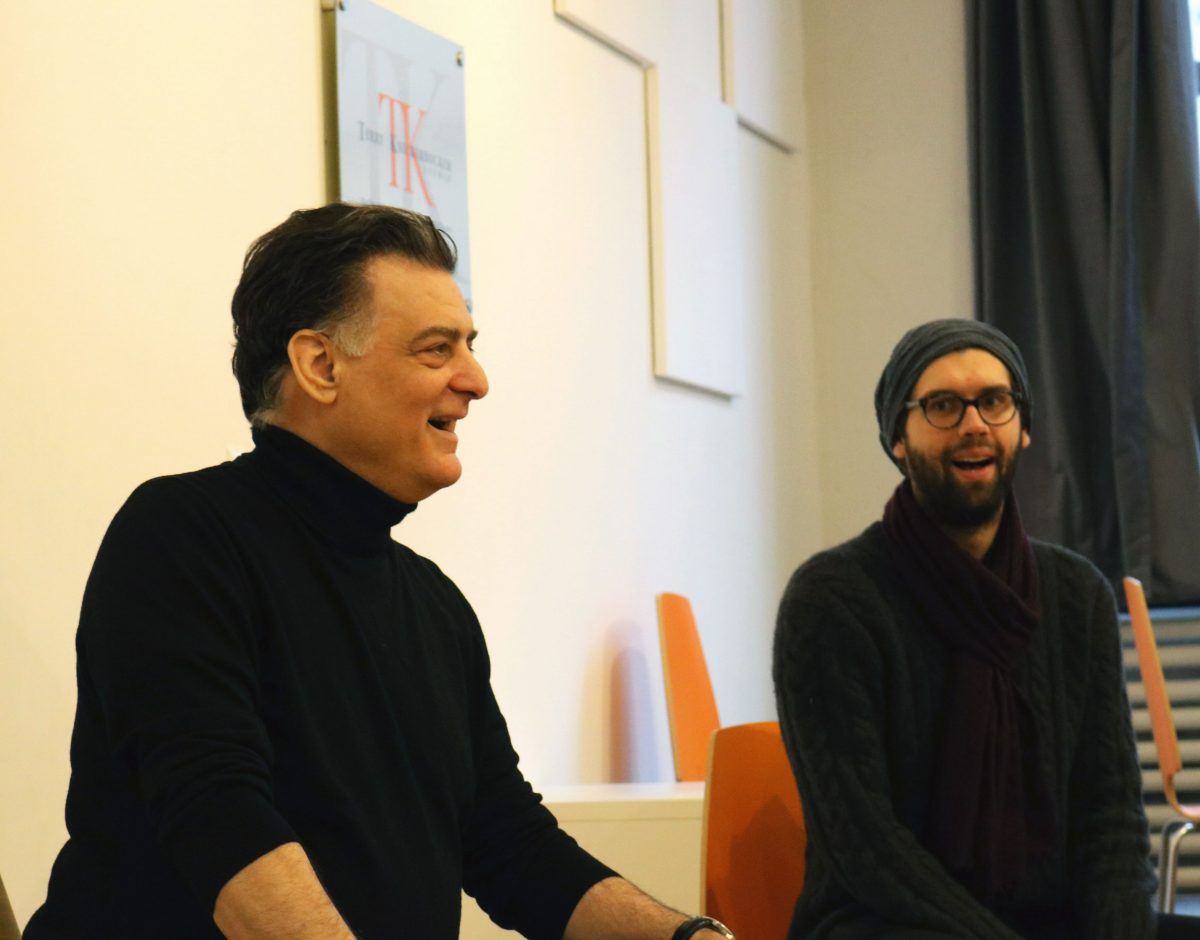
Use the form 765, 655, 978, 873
901, 438, 1022, 530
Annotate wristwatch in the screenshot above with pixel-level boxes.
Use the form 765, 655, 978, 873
671, 915, 735, 939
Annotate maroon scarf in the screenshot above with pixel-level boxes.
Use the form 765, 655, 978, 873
882, 480, 1054, 901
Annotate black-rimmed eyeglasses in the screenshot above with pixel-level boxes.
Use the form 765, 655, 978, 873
904, 389, 1022, 429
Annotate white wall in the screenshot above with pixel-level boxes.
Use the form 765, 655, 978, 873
0, 0, 827, 923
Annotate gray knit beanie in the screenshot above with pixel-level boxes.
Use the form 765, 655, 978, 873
874, 318, 1032, 467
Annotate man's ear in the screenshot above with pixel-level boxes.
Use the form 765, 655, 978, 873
1021, 428, 1031, 449
286, 330, 340, 405
892, 438, 907, 462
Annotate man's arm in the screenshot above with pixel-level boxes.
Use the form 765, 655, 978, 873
452, 585, 613, 938
213, 842, 354, 939
453, 590, 722, 939
773, 561, 1022, 939
80, 481, 304, 915
562, 877, 722, 939
1067, 578, 1155, 938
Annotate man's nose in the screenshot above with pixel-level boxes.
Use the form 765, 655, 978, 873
959, 402, 988, 433
454, 352, 489, 400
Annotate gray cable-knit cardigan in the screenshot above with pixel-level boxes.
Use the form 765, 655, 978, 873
773, 522, 1155, 940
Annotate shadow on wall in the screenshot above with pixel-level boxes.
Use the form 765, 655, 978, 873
599, 622, 662, 782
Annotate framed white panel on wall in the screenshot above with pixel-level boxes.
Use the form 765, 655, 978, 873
648, 69, 746, 397
724, 0, 802, 151
332, 0, 473, 308
554, 0, 746, 397
554, 0, 721, 83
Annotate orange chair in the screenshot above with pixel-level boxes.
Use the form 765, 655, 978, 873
702, 721, 806, 939
1123, 576, 1200, 913
657, 593, 721, 782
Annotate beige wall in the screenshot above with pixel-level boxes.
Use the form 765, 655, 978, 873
0, 0, 970, 927
804, 0, 974, 544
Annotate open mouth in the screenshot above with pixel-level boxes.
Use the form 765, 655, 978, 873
427, 417, 457, 433
952, 456, 995, 470
950, 453, 997, 479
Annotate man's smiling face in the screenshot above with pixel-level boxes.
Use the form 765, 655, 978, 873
891, 347, 1030, 529
325, 253, 488, 503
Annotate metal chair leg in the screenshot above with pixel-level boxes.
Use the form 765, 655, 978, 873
1159, 818, 1195, 913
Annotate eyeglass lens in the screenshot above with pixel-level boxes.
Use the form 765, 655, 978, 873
923, 391, 1016, 428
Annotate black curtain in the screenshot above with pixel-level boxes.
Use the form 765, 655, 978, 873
970, 0, 1200, 604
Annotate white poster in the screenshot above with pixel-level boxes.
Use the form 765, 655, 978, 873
335, 1, 471, 308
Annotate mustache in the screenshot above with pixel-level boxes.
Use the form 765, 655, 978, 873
948, 444, 999, 458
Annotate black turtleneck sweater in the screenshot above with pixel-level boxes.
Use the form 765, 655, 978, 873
26, 426, 614, 939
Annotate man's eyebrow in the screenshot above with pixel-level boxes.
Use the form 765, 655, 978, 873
922, 383, 1012, 397
409, 326, 479, 344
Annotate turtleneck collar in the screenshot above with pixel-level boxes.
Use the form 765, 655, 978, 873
247, 424, 416, 556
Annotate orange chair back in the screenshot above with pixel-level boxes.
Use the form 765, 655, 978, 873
702, 721, 806, 939
1124, 577, 1183, 785
657, 592, 720, 782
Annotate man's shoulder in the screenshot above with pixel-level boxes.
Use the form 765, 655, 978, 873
125, 459, 242, 501
786, 523, 893, 594
101, 460, 267, 559
1029, 537, 1111, 594
779, 523, 903, 629
391, 540, 462, 589
80, 464, 264, 639
775, 524, 911, 675
116, 458, 250, 517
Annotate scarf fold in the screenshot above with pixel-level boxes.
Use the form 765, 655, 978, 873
882, 480, 1054, 902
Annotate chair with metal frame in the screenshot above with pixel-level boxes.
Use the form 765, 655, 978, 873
701, 720, 806, 939
1123, 575, 1200, 913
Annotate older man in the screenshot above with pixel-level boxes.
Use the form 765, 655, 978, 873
774, 320, 1199, 939
27, 204, 731, 940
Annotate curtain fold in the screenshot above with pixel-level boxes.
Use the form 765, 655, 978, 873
970, 0, 1200, 604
